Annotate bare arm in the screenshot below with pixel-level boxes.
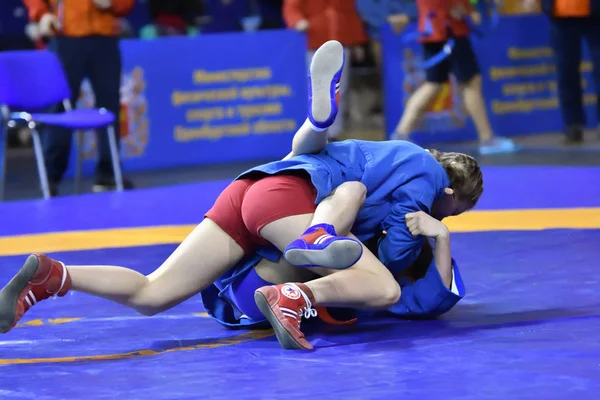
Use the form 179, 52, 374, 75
405, 211, 453, 288
431, 231, 452, 288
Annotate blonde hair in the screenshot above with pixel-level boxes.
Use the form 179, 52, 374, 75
429, 149, 484, 208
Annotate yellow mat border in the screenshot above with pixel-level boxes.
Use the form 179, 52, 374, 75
0, 208, 599, 256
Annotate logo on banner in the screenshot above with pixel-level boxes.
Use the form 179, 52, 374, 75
76, 66, 149, 160
401, 48, 466, 132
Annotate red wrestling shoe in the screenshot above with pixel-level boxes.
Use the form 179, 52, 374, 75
0, 254, 71, 333
254, 283, 318, 350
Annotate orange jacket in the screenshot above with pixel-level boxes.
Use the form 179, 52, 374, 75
554, 0, 590, 16
283, 0, 367, 50
23, 0, 135, 37
417, 0, 471, 43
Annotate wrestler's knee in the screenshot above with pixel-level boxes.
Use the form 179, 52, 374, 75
379, 279, 401, 308
335, 181, 367, 205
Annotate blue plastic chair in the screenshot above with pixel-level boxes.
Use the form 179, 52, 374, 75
0, 50, 124, 200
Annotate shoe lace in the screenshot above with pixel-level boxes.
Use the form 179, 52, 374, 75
287, 283, 317, 321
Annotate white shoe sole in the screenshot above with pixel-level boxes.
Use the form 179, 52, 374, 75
285, 240, 362, 270
309, 40, 344, 124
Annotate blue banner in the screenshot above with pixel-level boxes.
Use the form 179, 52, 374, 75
67, 30, 307, 176
382, 15, 598, 144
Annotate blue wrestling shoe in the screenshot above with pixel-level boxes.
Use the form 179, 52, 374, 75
307, 40, 345, 130
284, 223, 363, 270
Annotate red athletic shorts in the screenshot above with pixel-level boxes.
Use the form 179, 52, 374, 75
205, 173, 318, 253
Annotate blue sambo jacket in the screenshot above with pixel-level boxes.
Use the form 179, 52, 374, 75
238, 140, 451, 274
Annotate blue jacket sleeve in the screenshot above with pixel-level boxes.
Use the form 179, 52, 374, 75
378, 202, 424, 272
377, 176, 439, 271
387, 258, 465, 318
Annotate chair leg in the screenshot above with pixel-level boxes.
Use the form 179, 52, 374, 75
74, 130, 82, 194
31, 128, 51, 200
107, 125, 124, 192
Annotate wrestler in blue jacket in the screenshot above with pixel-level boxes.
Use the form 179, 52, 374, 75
239, 139, 450, 274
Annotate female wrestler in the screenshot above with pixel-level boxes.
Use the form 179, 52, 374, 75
0, 41, 481, 345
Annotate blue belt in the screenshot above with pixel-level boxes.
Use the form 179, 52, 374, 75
402, 13, 454, 69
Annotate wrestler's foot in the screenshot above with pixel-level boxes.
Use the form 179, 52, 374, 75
284, 223, 363, 269
254, 283, 317, 350
0, 254, 71, 333
307, 40, 345, 130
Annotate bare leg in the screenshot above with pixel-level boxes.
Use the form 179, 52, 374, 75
254, 256, 317, 285
395, 82, 442, 137
282, 181, 366, 269
260, 215, 399, 309
291, 119, 329, 156
305, 236, 400, 309
67, 218, 244, 315
461, 75, 493, 142
309, 181, 366, 235
254, 213, 399, 350
253, 246, 398, 308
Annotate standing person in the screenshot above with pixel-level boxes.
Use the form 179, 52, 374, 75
356, 0, 416, 70
22, 0, 135, 196
283, 0, 367, 141
394, 0, 516, 154
525, 0, 600, 144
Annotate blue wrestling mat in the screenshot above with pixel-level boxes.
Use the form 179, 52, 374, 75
0, 166, 599, 399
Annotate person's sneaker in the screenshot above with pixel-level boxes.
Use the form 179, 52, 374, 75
92, 177, 135, 193
0, 254, 71, 333
49, 181, 59, 197
479, 137, 518, 155
254, 283, 317, 350
307, 40, 345, 130
563, 125, 584, 145
284, 223, 362, 269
